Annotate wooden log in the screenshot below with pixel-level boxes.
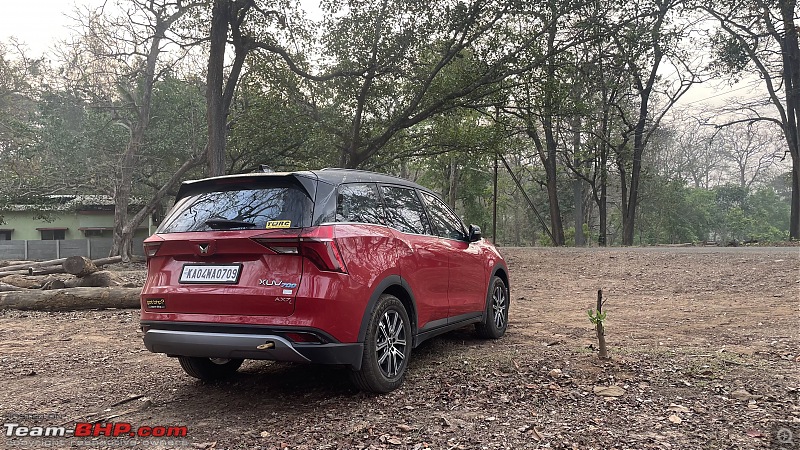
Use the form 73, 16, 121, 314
0, 269, 39, 277
0, 258, 68, 272
0, 266, 72, 277
0, 288, 141, 311
0, 256, 126, 277
0, 256, 123, 276
85, 256, 126, 267
0, 260, 29, 267
41, 279, 67, 290
0, 275, 42, 289
29, 267, 72, 276
0, 282, 25, 292
64, 271, 120, 288
63, 256, 99, 277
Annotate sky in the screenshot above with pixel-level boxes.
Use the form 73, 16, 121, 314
0, 0, 759, 110
0, 0, 97, 57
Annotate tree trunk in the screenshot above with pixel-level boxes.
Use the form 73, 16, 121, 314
622, 128, 645, 246
448, 157, 458, 209
492, 153, 498, 244
527, 127, 562, 245
206, 0, 255, 177
792, 156, 800, 240
110, 7, 180, 259
780, 0, 800, 239
621, 91, 652, 246
598, 134, 609, 247
540, 14, 564, 246
572, 115, 584, 247
207, 0, 230, 177
110, 133, 139, 261
619, 1, 670, 246
598, 177, 607, 246
597, 77, 612, 247
0, 288, 141, 311
118, 153, 205, 258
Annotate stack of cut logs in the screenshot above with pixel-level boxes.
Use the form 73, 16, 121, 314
0, 256, 142, 311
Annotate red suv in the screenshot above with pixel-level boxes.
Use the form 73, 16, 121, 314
140, 169, 509, 392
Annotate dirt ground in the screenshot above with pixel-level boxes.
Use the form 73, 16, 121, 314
0, 247, 798, 450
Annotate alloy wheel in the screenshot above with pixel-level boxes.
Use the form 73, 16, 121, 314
492, 283, 507, 329
375, 310, 407, 378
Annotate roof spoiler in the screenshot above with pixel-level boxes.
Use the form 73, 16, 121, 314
174, 172, 319, 203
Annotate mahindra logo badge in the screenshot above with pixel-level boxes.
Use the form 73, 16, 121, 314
198, 243, 209, 254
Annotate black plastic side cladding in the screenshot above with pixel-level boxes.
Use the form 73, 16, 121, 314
356, 275, 418, 344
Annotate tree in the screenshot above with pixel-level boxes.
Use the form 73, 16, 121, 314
716, 122, 783, 188
411, 109, 497, 226
224, 73, 337, 173
0, 41, 42, 202
58, 0, 204, 259
607, 0, 699, 245
248, 0, 608, 172
672, 120, 724, 189
702, 0, 800, 239
203, 0, 310, 176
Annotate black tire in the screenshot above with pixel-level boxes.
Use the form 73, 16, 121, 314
476, 276, 509, 339
350, 294, 412, 393
178, 357, 244, 381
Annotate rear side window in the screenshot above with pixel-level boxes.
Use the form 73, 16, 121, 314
421, 192, 466, 240
380, 186, 431, 235
157, 187, 312, 233
336, 183, 384, 225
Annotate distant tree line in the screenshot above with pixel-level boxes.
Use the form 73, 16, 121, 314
0, 0, 796, 257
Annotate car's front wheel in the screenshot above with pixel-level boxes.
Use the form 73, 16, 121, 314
476, 276, 509, 339
178, 356, 244, 381
350, 294, 411, 393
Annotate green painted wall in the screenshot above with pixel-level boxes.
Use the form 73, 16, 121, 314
0, 210, 150, 240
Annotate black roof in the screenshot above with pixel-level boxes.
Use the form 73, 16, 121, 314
175, 168, 433, 200
315, 168, 430, 191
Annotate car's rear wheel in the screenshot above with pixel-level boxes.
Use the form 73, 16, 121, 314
476, 276, 509, 339
178, 356, 244, 381
350, 294, 411, 393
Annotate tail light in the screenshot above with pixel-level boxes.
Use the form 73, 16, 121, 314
252, 226, 347, 273
143, 242, 162, 258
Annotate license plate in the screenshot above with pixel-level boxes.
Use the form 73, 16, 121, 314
179, 264, 242, 284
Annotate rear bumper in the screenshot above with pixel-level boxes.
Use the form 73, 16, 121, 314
141, 322, 363, 370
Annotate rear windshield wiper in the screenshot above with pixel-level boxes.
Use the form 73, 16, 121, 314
205, 218, 257, 230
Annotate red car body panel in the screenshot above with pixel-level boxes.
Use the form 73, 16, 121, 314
140, 169, 510, 379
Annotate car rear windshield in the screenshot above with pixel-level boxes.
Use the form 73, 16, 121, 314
157, 186, 312, 233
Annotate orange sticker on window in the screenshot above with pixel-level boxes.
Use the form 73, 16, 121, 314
265, 220, 292, 229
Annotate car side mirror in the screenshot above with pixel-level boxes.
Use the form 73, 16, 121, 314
468, 224, 482, 242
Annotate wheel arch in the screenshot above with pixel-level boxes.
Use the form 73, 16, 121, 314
492, 264, 510, 293
357, 275, 418, 343
484, 263, 510, 316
